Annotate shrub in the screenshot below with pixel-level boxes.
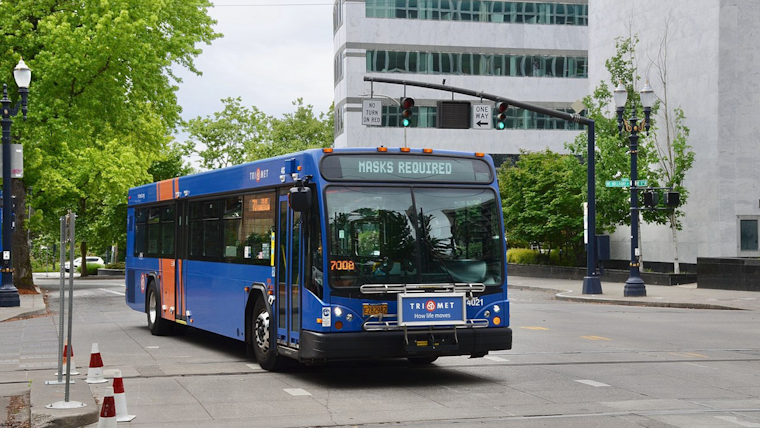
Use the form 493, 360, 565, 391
507, 248, 540, 265
105, 262, 125, 270
85, 262, 105, 275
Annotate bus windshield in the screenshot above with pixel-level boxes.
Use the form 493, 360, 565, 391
326, 186, 504, 288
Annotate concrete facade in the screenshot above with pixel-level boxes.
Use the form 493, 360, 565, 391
333, 0, 589, 154
590, 0, 760, 265
334, 0, 760, 266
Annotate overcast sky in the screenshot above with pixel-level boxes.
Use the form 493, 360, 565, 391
173, 0, 335, 127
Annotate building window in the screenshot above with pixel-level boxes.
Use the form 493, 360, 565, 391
333, 0, 344, 32
334, 50, 345, 85
377, 104, 583, 130
739, 217, 759, 253
334, 105, 345, 137
365, 0, 588, 26
367, 50, 588, 79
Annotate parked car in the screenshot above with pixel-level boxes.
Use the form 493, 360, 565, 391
64, 256, 105, 272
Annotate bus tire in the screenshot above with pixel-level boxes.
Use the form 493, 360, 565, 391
407, 356, 438, 365
252, 298, 282, 371
146, 283, 170, 336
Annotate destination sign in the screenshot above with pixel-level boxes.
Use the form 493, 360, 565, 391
320, 154, 493, 183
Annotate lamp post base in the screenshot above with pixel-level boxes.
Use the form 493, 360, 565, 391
624, 276, 646, 297
0, 287, 20, 307
582, 276, 602, 295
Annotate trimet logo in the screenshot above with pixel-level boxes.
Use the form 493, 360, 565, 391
408, 301, 455, 312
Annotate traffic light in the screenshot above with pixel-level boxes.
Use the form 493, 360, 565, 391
495, 102, 508, 130
643, 191, 658, 208
400, 97, 414, 127
664, 191, 680, 207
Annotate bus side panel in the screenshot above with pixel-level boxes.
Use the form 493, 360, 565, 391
183, 260, 275, 341
125, 256, 160, 313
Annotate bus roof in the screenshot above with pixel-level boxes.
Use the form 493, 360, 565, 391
127, 147, 494, 206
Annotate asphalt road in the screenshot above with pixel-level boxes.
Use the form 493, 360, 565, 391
22, 279, 760, 427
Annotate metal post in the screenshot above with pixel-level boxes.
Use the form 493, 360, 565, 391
582, 121, 602, 294
64, 212, 76, 400
46, 212, 85, 409
46, 217, 68, 385
624, 118, 646, 297
0, 85, 19, 306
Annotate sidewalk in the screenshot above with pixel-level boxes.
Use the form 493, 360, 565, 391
0, 274, 757, 427
509, 275, 760, 311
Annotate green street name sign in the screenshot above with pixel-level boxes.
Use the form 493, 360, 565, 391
605, 179, 631, 187
605, 179, 648, 188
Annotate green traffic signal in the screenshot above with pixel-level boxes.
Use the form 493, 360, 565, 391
400, 97, 414, 127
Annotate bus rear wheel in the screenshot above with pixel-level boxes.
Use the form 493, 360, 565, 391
147, 283, 170, 336
252, 298, 282, 371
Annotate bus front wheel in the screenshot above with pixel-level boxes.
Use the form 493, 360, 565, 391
408, 356, 439, 365
147, 283, 170, 336
252, 298, 282, 371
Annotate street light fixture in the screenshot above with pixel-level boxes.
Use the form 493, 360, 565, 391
614, 80, 653, 297
0, 58, 31, 307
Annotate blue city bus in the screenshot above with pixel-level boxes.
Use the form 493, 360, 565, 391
125, 147, 512, 370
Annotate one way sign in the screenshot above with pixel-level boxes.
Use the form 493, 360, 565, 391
472, 104, 492, 130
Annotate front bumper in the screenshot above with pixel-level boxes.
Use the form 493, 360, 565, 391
299, 326, 512, 361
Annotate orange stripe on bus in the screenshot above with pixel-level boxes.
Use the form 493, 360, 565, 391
157, 179, 174, 201
160, 259, 176, 322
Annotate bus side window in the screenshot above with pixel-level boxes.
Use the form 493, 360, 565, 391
242, 192, 276, 265
134, 208, 147, 257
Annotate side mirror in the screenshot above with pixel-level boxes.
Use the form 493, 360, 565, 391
289, 186, 312, 212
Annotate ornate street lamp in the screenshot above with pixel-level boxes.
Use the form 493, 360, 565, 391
0, 58, 31, 307
614, 81, 654, 297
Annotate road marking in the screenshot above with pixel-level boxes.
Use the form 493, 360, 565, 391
574, 380, 610, 388
100, 288, 125, 296
715, 416, 760, 427
683, 362, 718, 370
484, 356, 510, 362
669, 352, 708, 359
246, 363, 262, 370
581, 335, 612, 341
519, 326, 548, 330
284, 388, 311, 396
146, 346, 159, 349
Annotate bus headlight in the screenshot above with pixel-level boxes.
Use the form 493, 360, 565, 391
334, 307, 343, 317
493, 305, 501, 313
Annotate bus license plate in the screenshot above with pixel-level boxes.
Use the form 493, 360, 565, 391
363, 303, 388, 316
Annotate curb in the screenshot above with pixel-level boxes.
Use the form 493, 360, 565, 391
30, 376, 99, 428
511, 285, 744, 311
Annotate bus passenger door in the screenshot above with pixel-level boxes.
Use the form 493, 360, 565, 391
276, 195, 302, 350
174, 200, 188, 323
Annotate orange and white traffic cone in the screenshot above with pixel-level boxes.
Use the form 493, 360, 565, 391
112, 370, 136, 422
55, 339, 80, 376
85, 343, 108, 384
97, 386, 117, 428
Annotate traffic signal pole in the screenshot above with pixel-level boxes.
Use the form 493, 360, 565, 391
364, 76, 602, 294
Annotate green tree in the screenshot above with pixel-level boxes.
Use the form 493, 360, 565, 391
566, 35, 660, 234
498, 150, 585, 264
648, 20, 695, 273
0, 0, 220, 287
250, 99, 335, 160
184, 97, 269, 170
148, 141, 197, 182
566, 34, 694, 271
